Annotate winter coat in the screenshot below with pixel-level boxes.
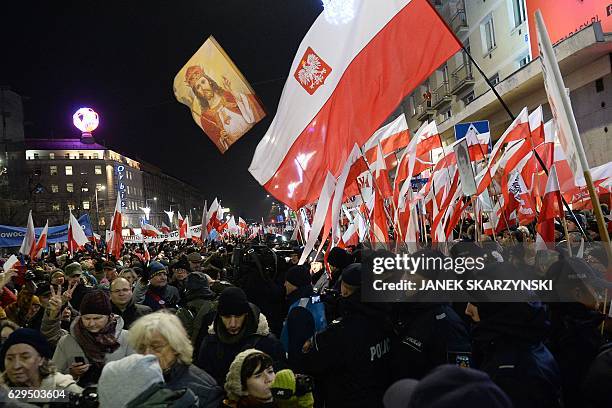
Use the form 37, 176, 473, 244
472, 302, 562, 408
176, 273, 217, 340
163, 362, 223, 408
52, 315, 134, 386
0, 371, 82, 407
111, 297, 152, 329
126, 383, 199, 408
389, 303, 471, 381
134, 280, 181, 311
280, 286, 326, 356
196, 304, 286, 386
292, 293, 392, 408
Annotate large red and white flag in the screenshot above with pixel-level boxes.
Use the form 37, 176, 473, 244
19, 210, 36, 257
68, 211, 90, 253
206, 198, 222, 233
3, 254, 21, 272
30, 220, 48, 260
363, 114, 410, 163
249, 0, 461, 209
238, 217, 247, 231
142, 223, 162, 238
107, 192, 124, 259
536, 163, 563, 249
177, 211, 185, 230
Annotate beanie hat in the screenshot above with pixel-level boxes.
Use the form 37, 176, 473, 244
98, 354, 164, 408
341, 263, 362, 286
30, 295, 41, 306
64, 262, 83, 277
186, 252, 203, 263
218, 287, 250, 316
35, 283, 52, 297
80, 290, 112, 316
0, 328, 53, 370
225, 349, 265, 401
286, 265, 311, 288
271, 369, 315, 408
327, 247, 353, 270
51, 270, 65, 280
383, 365, 512, 408
148, 261, 167, 278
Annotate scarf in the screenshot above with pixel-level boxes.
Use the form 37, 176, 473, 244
73, 315, 121, 363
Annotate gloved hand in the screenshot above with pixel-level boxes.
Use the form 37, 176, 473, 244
270, 369, 314, 408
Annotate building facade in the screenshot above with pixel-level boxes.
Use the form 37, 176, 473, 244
21, 139, 205, 232
401, 0, 610, 168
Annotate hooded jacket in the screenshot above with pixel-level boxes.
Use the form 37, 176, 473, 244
51, 315, 134, 385
126, 383, 199, 408
196, 303, 285, 386
292, 292, 392, 408
176, 272, 217, 339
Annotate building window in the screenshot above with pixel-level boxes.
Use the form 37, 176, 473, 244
81, 187, 89, 192
93, 153, 99, 159
50, 166, 58, 175
441, 109, 452, 122
96, 183, 103, 191
52, 203, 60, 211
95, 165, 102, 175
65, 166, 73, 176
462, 91, 475, 106
67, 202, 76, 211
66, 183, 74, 193
33, 153, 39, 159
49, 152, 55, 160
65, 153, 70, 159
83, 201, 90, 210
489, 73, 500, 86
518, 54, 531, 68
51, 184, 59, 193
481, 14, 496, 54
79, 152, 84, 159
512, 0, 526, 28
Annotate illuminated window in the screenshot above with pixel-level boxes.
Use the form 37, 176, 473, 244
67, 202, 76, 211
65, 166, 73, 176
83, 201, 90, 210
81, 187, 89, 192
52, 203, 60, 211
49, 153, 55, 160
51, 184, 59, 193
50, 166, 58, 175
65, 153, 70, 159
95, 165, 102, 175
66, 183, 74, 193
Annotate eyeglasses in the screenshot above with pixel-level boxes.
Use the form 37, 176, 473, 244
139, 342, 169, 354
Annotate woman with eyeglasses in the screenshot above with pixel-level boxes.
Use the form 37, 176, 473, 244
128, 311, 223, 408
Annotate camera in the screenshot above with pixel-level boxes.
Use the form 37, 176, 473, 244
68, 386, 98, 407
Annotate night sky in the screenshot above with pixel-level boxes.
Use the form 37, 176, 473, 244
1, 0, 323, 219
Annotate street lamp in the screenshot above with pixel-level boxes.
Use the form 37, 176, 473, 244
73, 107, 99, 144
141, 197, 157, 222
94, 185, 106, 234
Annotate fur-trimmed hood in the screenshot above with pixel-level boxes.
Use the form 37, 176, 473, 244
224, 348, 263, 401
208, 303, 270, 339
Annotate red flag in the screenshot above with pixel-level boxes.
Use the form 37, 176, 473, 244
160, 222, 171, 234
142, 223, 161, 238
363, 114, 410, 163
249, 0, 462, 209
30, 220, 48, 260
107, 192, 124, 259
536, 164, 563, 248
68, 211, 90, 254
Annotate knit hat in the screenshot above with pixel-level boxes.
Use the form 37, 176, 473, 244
64, 262, 83, 278
0, 328, 53, 370
383, 365, 512, 408
327, 247, 353, 270
80, 290, 112, 316
35, 283, 52, 297
341, 263, 362, 286
271, 369, 315, 408
30, 295, 41, 306
98, 354, 164, 408
286, 265, 311, 288
186, 252, 203, 263
224, 349, 265, 401
148, 261, 167, 278
218, 287, 250, 316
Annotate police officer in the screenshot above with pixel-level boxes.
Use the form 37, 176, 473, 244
292, 263, 392, 408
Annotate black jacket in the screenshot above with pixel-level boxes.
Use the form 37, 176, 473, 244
164, 362, 223, 408
389, 303, 471, 381
292, 293, 392, 408
196, 303, 286, 386
143, 284, 181, 311
472, 302, 562, 408
111, 297, 152, 329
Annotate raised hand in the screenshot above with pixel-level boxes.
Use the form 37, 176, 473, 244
48, 285, 63, 318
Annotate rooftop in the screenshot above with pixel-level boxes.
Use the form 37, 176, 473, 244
24, 138, 108, 150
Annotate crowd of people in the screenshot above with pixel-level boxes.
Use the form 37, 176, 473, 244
0, 207, 610, 407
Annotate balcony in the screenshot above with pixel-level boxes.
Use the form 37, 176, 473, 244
450, 9, 468, 33
450, 62, 475, 94
416, 101, 436, 122
431, 81, 452, 109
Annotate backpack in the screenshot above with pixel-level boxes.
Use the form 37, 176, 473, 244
281, 295, 327, 353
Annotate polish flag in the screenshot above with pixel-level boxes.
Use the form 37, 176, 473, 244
143, 244, 151, 264
528, 105, 544, 146
177, 211, 185, 231
238, 217, 247, 230
363, 114, 410, 163
160, 222, 171, 234
536, 164, 564, 249
142, 223, 162, 238
200, 201, 208, 241
249, 0, 462, 209
206, 198, 221, 233
30, 220, 48, 260
19, 210, 36, 257
179, 214, 188, 239
68, 211, 90, 254
107, 192, 124, 259
3, 254, 21, 272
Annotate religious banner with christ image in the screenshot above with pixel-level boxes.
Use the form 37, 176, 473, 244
173, 36, 266, 153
